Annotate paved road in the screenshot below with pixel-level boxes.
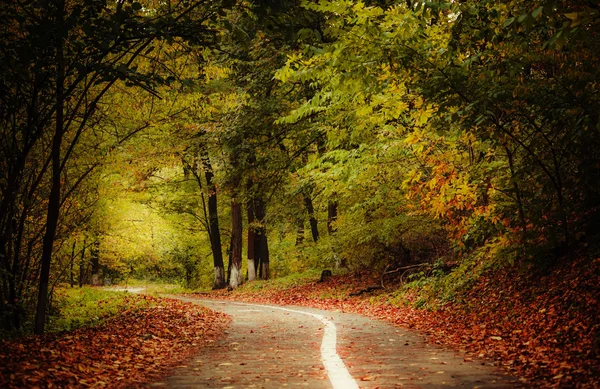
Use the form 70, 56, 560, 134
153, 298, 522, 389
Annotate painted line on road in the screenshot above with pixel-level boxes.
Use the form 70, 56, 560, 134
229, 301, 359, 389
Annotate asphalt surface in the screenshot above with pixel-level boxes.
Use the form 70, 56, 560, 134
152, 298, 522, 389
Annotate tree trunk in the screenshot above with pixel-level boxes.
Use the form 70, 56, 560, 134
505, 146, 528, 243
79, 237, 86, 287
35, 0, 65, 334
3, 212, 18, 330
202, 150, 225, 289
6, 192, 31, 330
254, 197, 269, 280
0, 159, 26, 332
259, 234, 270, 280
296, 218, 304, 245
327, 200, 338, 235
90, 239, 100, 286
69, 240, 76, 287
229, 199, 243, 288
303, 194, 319, 242
246, 192, 256, 282
226, 235, 233, 284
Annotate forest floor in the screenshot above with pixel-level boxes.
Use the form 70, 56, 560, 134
0, 256, 597, 388
158, 297, 520, 388
0, 295, 229, 388
201, 255, 600, 388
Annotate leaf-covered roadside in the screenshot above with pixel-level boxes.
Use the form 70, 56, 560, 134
203, 256, 600, 388
0, 295, 229, 388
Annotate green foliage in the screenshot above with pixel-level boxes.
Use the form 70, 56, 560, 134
395, 244, 520, 309
0, 0, 233, 332
273, 0, 600, 275
4, 0, 598, 332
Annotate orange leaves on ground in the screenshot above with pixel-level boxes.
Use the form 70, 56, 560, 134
0, 295, 229, 388
204, 257, 600, 388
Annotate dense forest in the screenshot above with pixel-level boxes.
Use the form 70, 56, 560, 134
1, 0, 599, 337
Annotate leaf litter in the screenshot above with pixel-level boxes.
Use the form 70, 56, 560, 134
201, 256, 600, 388
0, 295, 229, 388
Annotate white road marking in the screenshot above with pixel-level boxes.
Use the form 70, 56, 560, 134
229, 302, 359, 389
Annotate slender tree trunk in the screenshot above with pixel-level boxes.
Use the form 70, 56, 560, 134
245, 154, 258, 281
254, 197, 269, 280
296, 218, 304, 245
7, 198, 30, 330
259, 233, 270, 280
79, 237, 86, 287
0, 161, 25, 329
90, 239, 100, 286
229, 199, 243, 288
553, 166, 569, 246
4, 211, 18, 330
226, 235, 233, 284
201, 150, 225, 289
35, 0, 65, 334
303, 195, 319, 242
327, 200, 338, 235
69, 240, 76, 287
505, 146, 528, 243
246, 192, 256, 282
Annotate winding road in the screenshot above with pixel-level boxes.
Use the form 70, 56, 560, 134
154, 298, 522, 389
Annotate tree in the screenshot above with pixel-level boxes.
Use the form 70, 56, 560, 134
1, 0, 231, 334
275, 0, 600, 269
229, 164, 243, 288
209, 0, 329, 282
201, 147, 227, 289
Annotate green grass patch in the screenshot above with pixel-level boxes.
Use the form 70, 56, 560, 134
226, 268, 325, 294
120, 279, 193, 295
265, 268, 323, 289
47, 286, 153, 333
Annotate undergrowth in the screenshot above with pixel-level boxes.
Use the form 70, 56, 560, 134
388, 244, 521, 310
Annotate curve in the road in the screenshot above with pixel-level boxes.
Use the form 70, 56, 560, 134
230, 301, 359, 389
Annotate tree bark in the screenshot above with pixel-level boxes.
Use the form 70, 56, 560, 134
201, 150, 225, 289
246, 191, 257, 282
69, 240, 76, 287
303, 194, 319, 242
327, 200, 338, 235
296, 218, 305, 245
90, 239, 100, 286
79, 237, 86, 287
229, 198, 243, 288
259, 234, 270, 280
226, 234, 233, 284
35, 0, 65, 334
254, 197, 269, 280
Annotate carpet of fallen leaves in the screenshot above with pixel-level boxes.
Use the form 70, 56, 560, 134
0, 295, 229, 388
204, 256, 600, 388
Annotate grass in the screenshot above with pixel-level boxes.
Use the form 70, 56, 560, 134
46, 279, 194, 334
118, 279, 193, 295
46, 286, 152, 333
232, 268, 325, 293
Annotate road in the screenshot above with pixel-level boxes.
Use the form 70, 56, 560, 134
154, 298, 522, 389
